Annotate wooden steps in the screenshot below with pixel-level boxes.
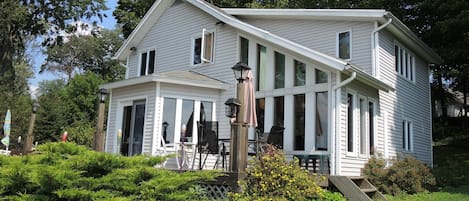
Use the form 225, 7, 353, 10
329, 176, 387, 201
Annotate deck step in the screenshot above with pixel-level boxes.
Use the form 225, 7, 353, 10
329, 176, 388, 201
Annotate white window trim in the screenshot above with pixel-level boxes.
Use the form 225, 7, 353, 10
402, 119, 414, 152
191, 29, 215, 66
337, 30, 352, 61
394, 41, 416, 83
346, 90, 357, 157
368, 98, 377, 156
159, 95, 217, 145
138, 48, 156, 76
358, 95, 368, 158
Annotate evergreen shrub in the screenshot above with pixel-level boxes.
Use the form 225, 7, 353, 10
0, 142, 219, 200
362, 154, 436, 195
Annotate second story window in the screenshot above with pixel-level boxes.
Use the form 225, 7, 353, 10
193, 29, 214, 65
395, 44, 415, 82
338, 31, 351, 60
140, 50, 156, 76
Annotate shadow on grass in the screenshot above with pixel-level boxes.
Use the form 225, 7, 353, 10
433, 136, 469, 195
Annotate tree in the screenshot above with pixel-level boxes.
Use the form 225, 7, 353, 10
113, 0, 156, 38
41, 28, 125, 82
34, 80, 68, 143
35, 73, 106, 146
0, 0, 107, 94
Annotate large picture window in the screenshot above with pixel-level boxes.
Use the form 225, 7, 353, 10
294, 94, 305, 150
193, 29, 214, 65
316, 92, 328, 151
274, 52, 285, 89
240, 37, 249, 64
257, 44, 267, 91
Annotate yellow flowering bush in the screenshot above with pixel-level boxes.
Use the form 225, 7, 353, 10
230, 145, 329, 201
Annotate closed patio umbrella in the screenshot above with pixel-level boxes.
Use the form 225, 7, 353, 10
243, 70, 257, 127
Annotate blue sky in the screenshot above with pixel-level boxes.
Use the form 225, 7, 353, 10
28, 0, 118, 88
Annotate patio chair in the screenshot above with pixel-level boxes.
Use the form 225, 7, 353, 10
264, 125, 285, 149
196, 121, 219, 170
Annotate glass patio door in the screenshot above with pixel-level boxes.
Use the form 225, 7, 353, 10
120, 100, 146, 156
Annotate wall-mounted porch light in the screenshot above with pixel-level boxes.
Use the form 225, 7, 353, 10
224, 98, 241, 118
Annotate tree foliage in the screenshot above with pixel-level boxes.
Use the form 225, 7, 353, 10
35, 73, 106, 146
0, 0, 107, 93
42, 28, 125, 82
0, 142, 218, 200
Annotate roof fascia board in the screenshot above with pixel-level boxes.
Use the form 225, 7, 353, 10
100, 74, 227, 90
345, 65, 394, 92
187, 0, 347, 71
223, 8, 385, 21
383, 13, 443, 64
113, 0, 175, 61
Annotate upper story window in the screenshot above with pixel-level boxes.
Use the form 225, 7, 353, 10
294, 60, 306, 86
395, 44, 415, 82
240, 37, 249, 64
338, 31, 351, 60
274, 51, 285, 89
193, 29, 214, 65
140, 50, 156, 76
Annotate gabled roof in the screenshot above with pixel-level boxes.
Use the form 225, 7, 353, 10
223, 8, 442, 64
114, 0, 347, 71
112, 0, 402, 91
100, 70, 227, 90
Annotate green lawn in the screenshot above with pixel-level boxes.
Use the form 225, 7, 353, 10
389, 136, 469, 200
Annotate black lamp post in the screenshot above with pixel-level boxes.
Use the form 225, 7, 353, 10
23, 101, 39, 154
94, 88, 108, 152
231, 62, 251, 83
228, 62, 251, 175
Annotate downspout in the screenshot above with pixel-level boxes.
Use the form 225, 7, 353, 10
371, 15, 392, 77
332, 70, 356, 175
333, 71, 356, 90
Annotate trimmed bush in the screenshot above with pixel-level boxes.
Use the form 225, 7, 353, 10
0, 142, 220, 200
362, 154, 436, 195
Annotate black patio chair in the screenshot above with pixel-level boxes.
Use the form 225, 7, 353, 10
258, 125, 285, 151
197, 121, 219, 170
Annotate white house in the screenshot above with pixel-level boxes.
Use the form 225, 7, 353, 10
101, 0, 442, 176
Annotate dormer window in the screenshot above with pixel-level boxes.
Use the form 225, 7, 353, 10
140, 50, 156, 76
193, 29, 214, 65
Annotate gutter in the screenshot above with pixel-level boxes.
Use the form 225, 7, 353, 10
333, 71, 356, 90
371, 16, 392, 77
331, 71, 356, 175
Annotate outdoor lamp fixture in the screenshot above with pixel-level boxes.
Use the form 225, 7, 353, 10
99, 88, 108, 103
231, 62, 251, 83
162, 121, 169, 143
224, 98, 241, 118
32, 101, 40, 113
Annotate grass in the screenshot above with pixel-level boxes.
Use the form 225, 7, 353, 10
389, 135, 469, 200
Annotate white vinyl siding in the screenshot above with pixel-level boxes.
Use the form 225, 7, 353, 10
105, 83, 156, 155
377, 30, 432, 165
241, 19, 374, 74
